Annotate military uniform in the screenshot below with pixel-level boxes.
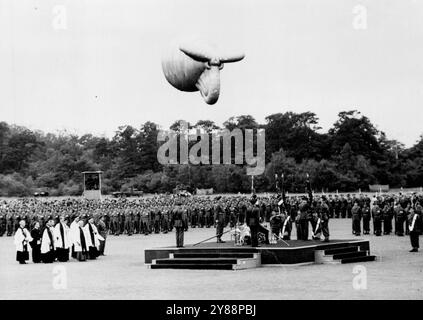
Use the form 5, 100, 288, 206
214, 206, 226, 243
346, 196, 353, 218
111, 213, 119, 235
0, 214, 6, 236
372, 204, 382, 236
270, 212, 282, 236
119, 212, 125, 235
362, 205, 371, 234
205, 207, 212, 228
167, 209, 174, 232
319, 201, 330, 241
172, 207, 185, 248
351, 203, 362, 236
382, 204, 393, 235
340, 197, 347, 218
161, 210, 169, 233
191, 207, 198, 228
408, 209, 422, 252
297, 200, 310, 241
154, 210, 161, 233
280, 213, 292, 240
149, 210, 155, 233
125, 211, 134, 235
246, 206, 260, 247
334, 197, 341, 218
97, 218, 107, 255
140, 212, 149, 234
394, 204, 406, 236
134, 212, 140, 234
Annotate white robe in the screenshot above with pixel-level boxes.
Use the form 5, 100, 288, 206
69, 222, 80, 247
84, 223, 104, 249
53, 222, 71, 249
82, 224, 94, 248
41, 227, 55, 254
14, 227, 32, 252
71, 226, 88, 252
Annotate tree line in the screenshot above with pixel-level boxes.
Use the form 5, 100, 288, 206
0, 110, 422, 197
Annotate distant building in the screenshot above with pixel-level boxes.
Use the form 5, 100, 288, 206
82, 171, 103, 200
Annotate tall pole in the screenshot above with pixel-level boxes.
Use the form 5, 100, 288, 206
275, 173, 278, 192
251, 175, 254, 194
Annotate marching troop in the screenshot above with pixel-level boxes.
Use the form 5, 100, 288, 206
3, 188, 423, 264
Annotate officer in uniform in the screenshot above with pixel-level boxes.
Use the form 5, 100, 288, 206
125, 211, 134, 236
394, 202, 406, 236
104, 212, 111, 233
280, 209, 292, 240
205, 206, 212, 228
246, 204, 260, 247
319, 197, 330, 242
229, 206, 237, 228
0, 213, 6, 236
328, 195, 335, 218
214, 205, 226, 243
113, 213, 121, 235
134, 211, 140, 234
238, 203, 246, 224
149, 209, 155, 234
310, 207, 321, 240
361, 203, 370, 234
183, 208, 189, 232
154, 210, 161, 233
119, 211, 125, 235
191, 206, 198, 228
351, 201, 362, 236
97, 215, 107, 256
140, 211, 149, 235
346, 195, 353, 218
161, 209, 169, 234
382, 202, 393, 235
297, 197, 311, 241
334, 196, 341, 219
270, 210, 282, 239
372, 202, 382, 236
408, 207, 422, 252
340, 196, 347, 219
172, 204, 185, 248
167, 207, 174, 232
111, 212, 118, 235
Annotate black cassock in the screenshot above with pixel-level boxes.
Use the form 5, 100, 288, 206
30, 228, 42, 263
75, 227, 88, 261
88, 223, 99, 260
56, 223, 69, 262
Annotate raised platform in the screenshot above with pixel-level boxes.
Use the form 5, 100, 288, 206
145, 239, 373, 266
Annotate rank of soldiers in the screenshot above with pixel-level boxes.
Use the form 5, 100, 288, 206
3, 189, 423, 264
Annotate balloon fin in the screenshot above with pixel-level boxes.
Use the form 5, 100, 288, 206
220, 53, 245, 63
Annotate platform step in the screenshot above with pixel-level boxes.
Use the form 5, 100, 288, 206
340, 255, 377, 264
178, 248, 259, 254
155, 258, 239, 265
315, 245, 377, 265
324, 246, 358, 255
332, 251, 368, 260
150, 263, 234, 270
173, 253, 257, 259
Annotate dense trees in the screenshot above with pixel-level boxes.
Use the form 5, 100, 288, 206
0, 110, 422, 196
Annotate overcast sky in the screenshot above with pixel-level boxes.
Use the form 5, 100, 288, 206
1, 0, 422, 146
